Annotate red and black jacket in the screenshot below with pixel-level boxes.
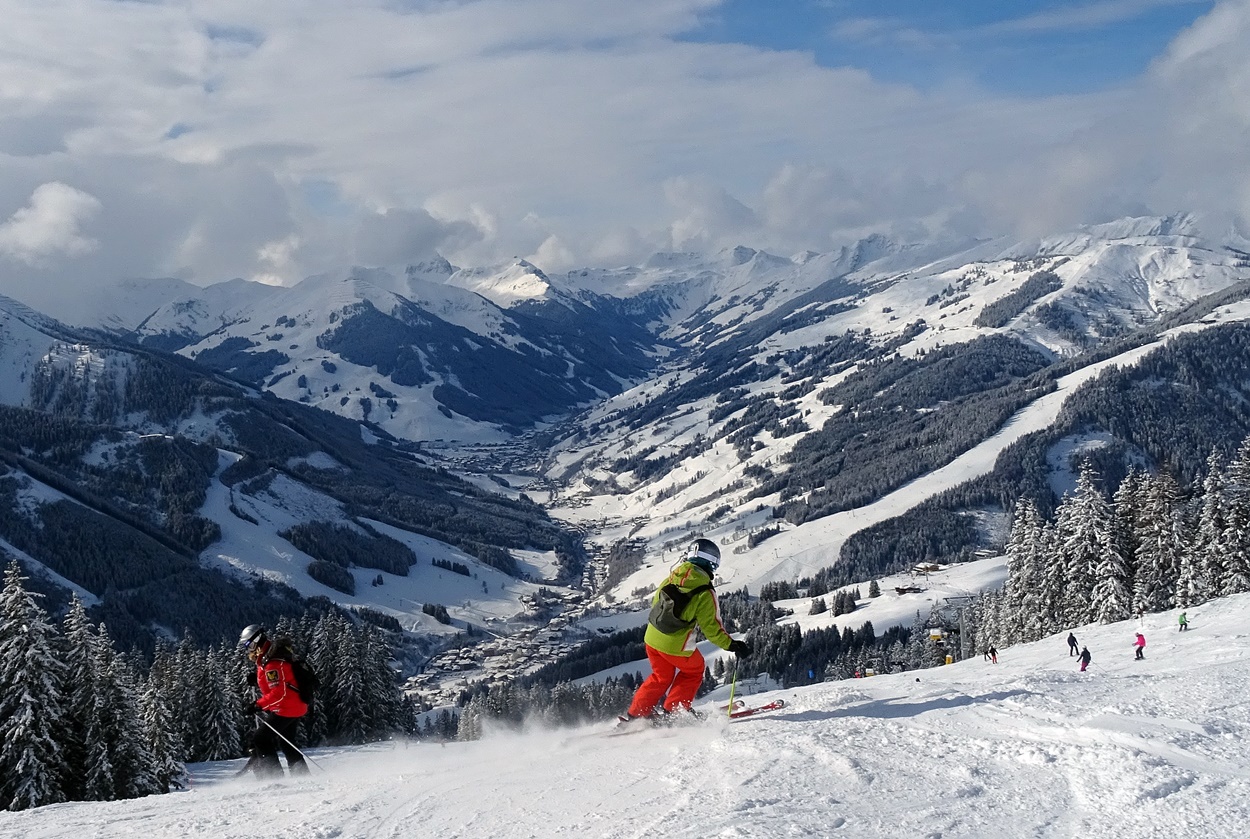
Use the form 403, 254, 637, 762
255, 648, 308, 718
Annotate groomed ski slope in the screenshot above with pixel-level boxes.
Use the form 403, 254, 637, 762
6, 595, 1250, 839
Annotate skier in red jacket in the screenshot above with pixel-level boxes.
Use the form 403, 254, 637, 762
239, 625, 309, 777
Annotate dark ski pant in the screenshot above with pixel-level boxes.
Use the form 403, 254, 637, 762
246, 712, 308, 777
1135, 648, 1144, 660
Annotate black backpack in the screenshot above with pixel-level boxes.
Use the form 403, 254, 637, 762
270, 637, 321, 704
648, 583, 712, 633
289, 658, 321, 704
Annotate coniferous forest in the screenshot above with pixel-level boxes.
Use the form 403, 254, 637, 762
0, 561, 413, 811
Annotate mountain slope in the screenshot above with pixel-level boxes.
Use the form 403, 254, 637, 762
5, 593, 1249, 838
0, 298, 581, 652
533, 216, 1250, 604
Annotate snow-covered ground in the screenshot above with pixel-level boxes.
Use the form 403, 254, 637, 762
7, 595, 1249, 838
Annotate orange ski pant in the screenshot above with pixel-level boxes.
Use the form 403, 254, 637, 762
628, 645, 705, 716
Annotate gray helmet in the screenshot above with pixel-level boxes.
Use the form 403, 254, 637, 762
238, 624, 267, 651
687, 538, 720, 569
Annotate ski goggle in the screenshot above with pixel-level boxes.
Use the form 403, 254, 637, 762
687, 544, 720, 568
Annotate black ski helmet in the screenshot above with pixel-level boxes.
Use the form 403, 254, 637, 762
687, 538, 721, 570
238, 624, 267, 651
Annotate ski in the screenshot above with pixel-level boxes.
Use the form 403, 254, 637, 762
573, 701, 786, 741
728, 699, 786, 719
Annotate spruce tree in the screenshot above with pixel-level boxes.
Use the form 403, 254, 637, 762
1054, 464, 1113, 627
1133, 472, 1186, 613
100, 650, 160, 799
0, 561, 70, 811
60, 596, 111, 802
138, 677, 185, 793
1002, 499, 1042, 644
1111, 468, 1146, 586
195, 646, 243, 761
1219, 439, 1250, 596
330, 623, 369, 744
1035, 520, 1065, 638
1188, 454, 1228, 605
1090, 534, 1133, 624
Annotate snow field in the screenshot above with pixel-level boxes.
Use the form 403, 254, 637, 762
5, 594, 1250, 838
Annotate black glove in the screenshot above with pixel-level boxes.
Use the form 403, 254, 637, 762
241, 701, 258, 716
727, 639, 752, 657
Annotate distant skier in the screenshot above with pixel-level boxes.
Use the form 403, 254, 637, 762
1133, 632, 1146, 660
619, 539, 750, 725
238, 625, 310, 777
1067, 632, 1079, 656
1079, 646, 1091, 672
1178, 612, 1189, 632
988, 646, 998, 664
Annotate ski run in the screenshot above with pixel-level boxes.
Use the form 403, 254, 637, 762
5, 593, 1250, 838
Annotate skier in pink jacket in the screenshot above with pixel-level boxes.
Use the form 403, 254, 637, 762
1133, 632, 1146, 660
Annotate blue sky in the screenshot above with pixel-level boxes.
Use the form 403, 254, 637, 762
687, 1, 1217, 95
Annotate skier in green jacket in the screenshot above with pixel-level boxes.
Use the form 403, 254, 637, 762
619, 538, 751, 724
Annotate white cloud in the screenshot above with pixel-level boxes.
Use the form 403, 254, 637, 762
990, 0, 1212, 36
522, 235, 572, 274
664, 175, 759, 252
353, 208, 485, 266
0, 182, 101, 265
0, 0, 1245, 311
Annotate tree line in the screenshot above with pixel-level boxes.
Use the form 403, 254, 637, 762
0, 561, 414, 811
971, 443, 1250, 651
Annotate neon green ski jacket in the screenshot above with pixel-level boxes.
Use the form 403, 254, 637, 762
643, 561, 734, 656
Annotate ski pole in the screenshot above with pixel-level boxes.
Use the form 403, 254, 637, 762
260, 715, 324, 772
727, 665, 738, 720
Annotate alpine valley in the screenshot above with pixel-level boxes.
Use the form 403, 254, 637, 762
4, 211, 1250, 700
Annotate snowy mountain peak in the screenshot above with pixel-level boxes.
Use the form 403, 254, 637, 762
405, 255, 456, 281
447, 258, 570, 308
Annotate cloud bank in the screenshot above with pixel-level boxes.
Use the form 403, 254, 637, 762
0, 0, 1246, 313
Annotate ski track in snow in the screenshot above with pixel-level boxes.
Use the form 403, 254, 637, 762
6, 598, 1250, 838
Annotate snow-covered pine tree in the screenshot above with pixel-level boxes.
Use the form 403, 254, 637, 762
1002, 498, 1044, 644
1218, 438, 1250, 596
304, 611, 344, 745
359, 625, 410, 737
1061, 463, 1131, 624
60, 595, 112, 802
977, 590, 1003, 654
1132, 471, 1187, 613
1190, 453, 1229, 604
80, 623, 161, 801
138, 676, 185, 793
167, 635, 201, 757
884, 639, 906, 674
0, 560, 70, 811
456, 695, 484, 741
1054, 463, 1113, 627
1035, 519, 1065, 638
1090, 533, 1134, 624
330, 622, 369, 744
1111, 468, 1146, 586
195, 646, 243, 761
99, 650, 161, 799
